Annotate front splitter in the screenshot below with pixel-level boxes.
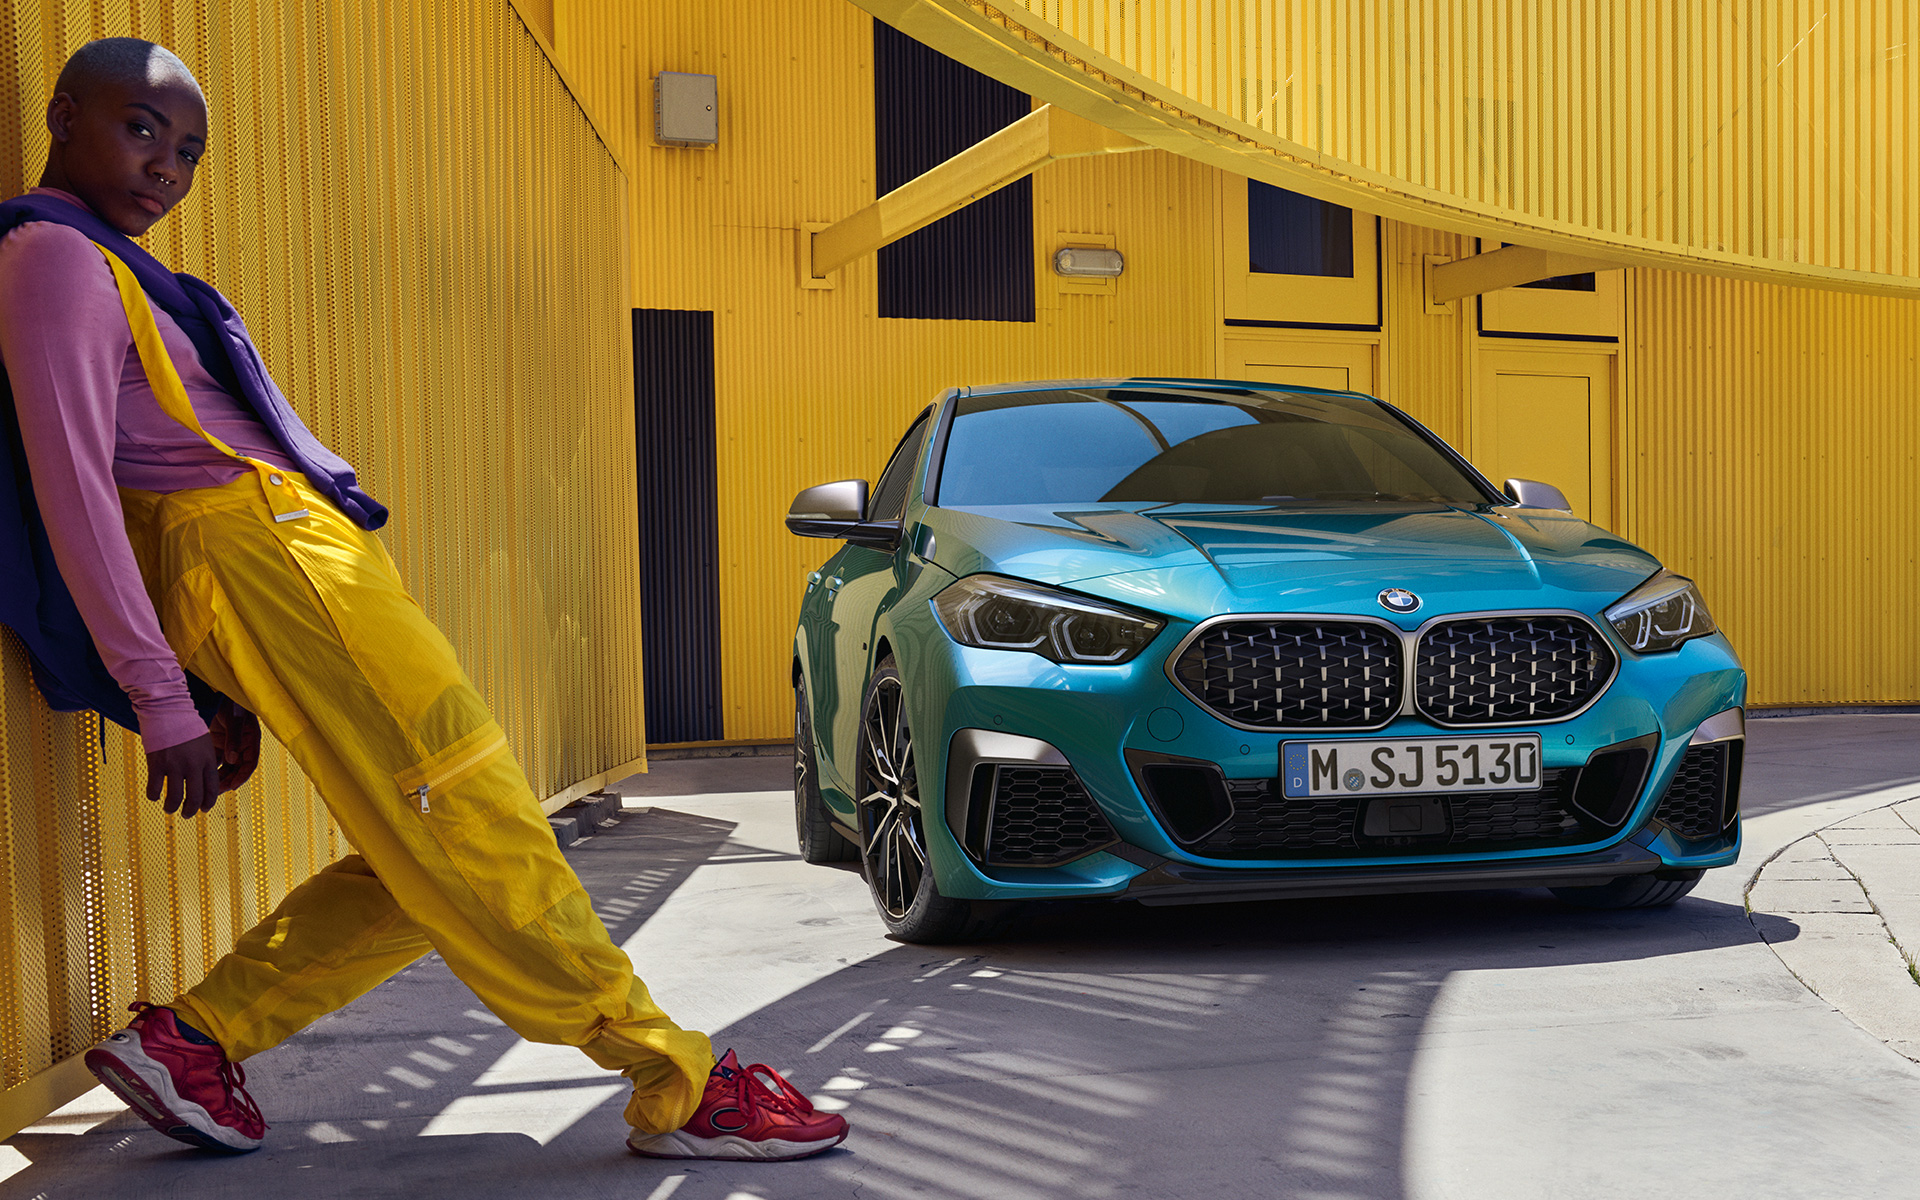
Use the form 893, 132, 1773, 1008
1122, 841, 1667, 906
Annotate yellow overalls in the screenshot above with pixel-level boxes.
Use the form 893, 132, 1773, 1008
93, 246, 715, 1134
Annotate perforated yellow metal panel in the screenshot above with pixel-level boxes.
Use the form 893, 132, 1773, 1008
0, 0, 640, 1123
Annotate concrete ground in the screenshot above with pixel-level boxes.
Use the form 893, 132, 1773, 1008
5, 715, 1920, 1199
1747, 796, 1920, 1063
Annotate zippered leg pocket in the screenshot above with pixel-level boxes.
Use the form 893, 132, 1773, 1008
394, 721, 579, 930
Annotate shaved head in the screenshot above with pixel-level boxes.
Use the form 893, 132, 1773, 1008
39, 38, 209, 235
54, 38, 203, 105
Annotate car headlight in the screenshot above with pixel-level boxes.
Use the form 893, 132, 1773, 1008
1605, 571, 1718, 653
931, 575, 1165, 664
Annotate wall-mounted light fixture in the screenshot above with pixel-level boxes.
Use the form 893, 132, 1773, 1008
655, 72, 718, 147
1052, 246, 1125, 277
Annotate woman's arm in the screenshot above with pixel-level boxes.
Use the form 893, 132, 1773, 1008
0, 221, 221, 813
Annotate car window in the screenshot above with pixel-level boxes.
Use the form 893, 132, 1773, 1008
936, 388, 1491, 507
868, 412, 931, 521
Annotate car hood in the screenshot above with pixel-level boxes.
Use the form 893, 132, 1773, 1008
919, 502, 1660, 624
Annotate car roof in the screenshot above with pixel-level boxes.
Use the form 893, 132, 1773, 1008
953, 376, 1379, 402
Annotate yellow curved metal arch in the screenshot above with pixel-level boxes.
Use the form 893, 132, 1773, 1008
856, 0, 1920, 298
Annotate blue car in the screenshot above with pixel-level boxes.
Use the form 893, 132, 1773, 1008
787, 379, 1743, 943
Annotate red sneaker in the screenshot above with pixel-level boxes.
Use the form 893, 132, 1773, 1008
84, 1002, 267, 1152
627, 1049, 849, 1161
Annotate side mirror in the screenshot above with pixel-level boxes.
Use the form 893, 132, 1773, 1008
1503, 478, 1572, 511
785, 479, 902, 548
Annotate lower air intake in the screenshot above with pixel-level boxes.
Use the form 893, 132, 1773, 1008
985, 765, 1118, 867
1653, 742, 1741, 840
1188, 770, 1586, 859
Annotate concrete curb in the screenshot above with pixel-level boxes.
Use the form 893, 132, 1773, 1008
1746, 795, 1920, 1062
549, 791, 623, 847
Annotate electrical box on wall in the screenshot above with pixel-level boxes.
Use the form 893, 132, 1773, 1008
654, 72, 718, 147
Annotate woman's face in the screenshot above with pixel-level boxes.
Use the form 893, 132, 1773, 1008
44, 74, 208, 236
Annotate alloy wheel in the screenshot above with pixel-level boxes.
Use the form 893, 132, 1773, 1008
793, 682, 812, 846
857, 671, 926, 919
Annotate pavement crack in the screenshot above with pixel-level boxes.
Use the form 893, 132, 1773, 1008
847, 1144, 872, 1199
1747, 799, 1920, 1064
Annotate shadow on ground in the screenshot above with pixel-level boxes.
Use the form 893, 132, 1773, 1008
3, 794, 1784, 1200
1742, 714, 1920, 817
617, 754, 793, 799
688, 890, 1779, 1200
2, 808, 738, 1200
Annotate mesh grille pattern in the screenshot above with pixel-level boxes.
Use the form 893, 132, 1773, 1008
1451, 789, 1584, 842
1654, 744, 1731, 839
1175, 621, 1403, 729
1414, 617, 1614, 724
1211, 781, 1356, 851
988, 766, 1118, 866
1192, 770, 1584, 859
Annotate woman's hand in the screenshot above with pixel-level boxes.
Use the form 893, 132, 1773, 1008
145, 700, 260, 818
209, 698, 261, 792
145, 735, 222, 818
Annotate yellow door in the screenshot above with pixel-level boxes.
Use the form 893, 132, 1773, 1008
1225, 335, 1376, 393
1472, 350, 1616, 528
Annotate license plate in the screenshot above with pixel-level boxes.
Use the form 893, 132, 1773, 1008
1280, 736, 1543, 798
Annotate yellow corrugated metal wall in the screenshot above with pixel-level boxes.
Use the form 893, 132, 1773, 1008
554, 0, 1222, 739
0, 0, 641, 1121
961, 0, 1920, 294
1623, 270, 1920, 704
1380, 221, 1473, 443
1380, 217, 1920, 705
556, 0, 1920, 735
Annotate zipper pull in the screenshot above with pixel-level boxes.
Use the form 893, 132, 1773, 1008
416, 784, 430, 813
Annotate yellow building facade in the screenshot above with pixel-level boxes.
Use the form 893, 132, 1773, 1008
544, 0, 1920, 743
3, 0, 1917, 1136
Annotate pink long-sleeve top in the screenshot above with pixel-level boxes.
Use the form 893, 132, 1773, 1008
0, 188, 296, 753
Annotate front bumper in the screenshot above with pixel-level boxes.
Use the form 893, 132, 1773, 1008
910, 629, 1746, 904
1120, 841, 1674, 906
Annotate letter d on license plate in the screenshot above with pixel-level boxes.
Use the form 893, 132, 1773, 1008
1280, 736, 1543, 798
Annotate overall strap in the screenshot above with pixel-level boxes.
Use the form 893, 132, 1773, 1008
91, 242, 310, 524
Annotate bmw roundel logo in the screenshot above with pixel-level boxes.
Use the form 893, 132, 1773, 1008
1378, 588, 1421, 614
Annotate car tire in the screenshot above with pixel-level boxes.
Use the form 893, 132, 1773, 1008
794, 676, 856, 864
855, 656, 1011, 944
1550, 870, 1703, 909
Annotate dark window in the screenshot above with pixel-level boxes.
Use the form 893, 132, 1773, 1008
874, 21, 1034, 322
1504, 243, 1596, 291
869, 412, 932, 521
1518, 273, 1597, 292
632, 309, 722, 744
1248, 181, 1354, 277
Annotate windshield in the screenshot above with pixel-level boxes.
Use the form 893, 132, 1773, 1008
935, 387, 1495, 508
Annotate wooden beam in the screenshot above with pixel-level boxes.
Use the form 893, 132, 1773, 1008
1427, 244, 1627, 304
805, 104, 1146, 281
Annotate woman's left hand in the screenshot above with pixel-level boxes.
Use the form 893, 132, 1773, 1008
209, 698, 261, 793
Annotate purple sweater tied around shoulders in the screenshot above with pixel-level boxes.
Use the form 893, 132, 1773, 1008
0, 192, 387, 731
